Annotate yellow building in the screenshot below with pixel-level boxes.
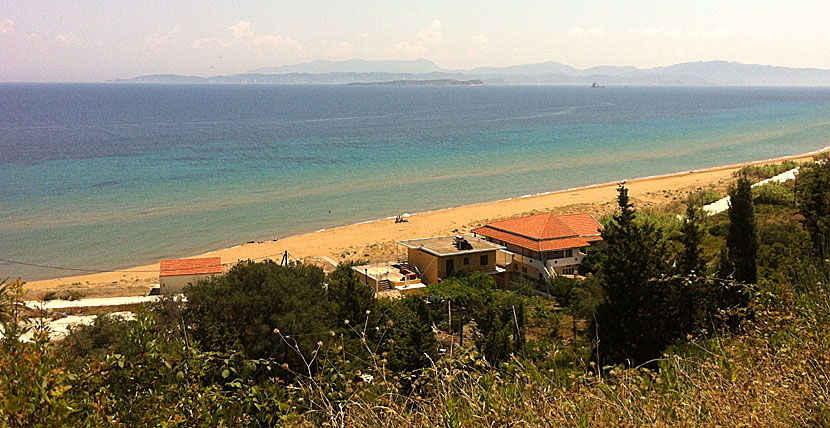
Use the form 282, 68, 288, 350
397, 234, 508, 287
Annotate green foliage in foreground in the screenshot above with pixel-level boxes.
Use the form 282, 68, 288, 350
2, 253, 827, 427
183, 260, 336, 377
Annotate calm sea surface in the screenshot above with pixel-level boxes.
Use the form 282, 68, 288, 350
2, 84, 830, 280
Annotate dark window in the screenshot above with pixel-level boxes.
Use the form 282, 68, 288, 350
480, 255, 488, 265
522, 267, 527, 273
445, 258, 455, 275
463, 257, 469, 265
565, 249, 573, 257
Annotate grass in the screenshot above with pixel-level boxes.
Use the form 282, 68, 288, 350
287, 258, 829, 427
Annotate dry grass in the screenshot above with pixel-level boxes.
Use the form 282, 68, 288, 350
286, 262, 829, 427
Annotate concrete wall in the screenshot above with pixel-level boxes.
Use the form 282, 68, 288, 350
545, 252, 584, 271
435, 250, 497, 279
159, 274, 215, 294
407, 247, 498, 284
511, 260, 543, 281
407, 248, 439, 285
353, 270, 381, 292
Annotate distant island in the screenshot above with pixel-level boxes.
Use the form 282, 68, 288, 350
347, 79, 483, 86
111, 59, 830, 86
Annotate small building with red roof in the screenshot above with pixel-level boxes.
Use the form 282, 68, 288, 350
159, 257, 222, 294
471, 212, 603, 281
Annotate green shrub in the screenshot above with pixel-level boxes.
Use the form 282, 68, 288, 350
752, 182, 793, 206
734, 160, 798, 183
691, 189, 723, 206
65, 290, 85, 301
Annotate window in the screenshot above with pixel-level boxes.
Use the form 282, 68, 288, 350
480, 255, 488, 265
522, 266, 527, 273
562, 268, 575, 275
463, 257, 469, 265
565, 249, 573, 257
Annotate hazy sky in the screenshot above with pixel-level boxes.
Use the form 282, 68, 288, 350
2, 1, 830, 82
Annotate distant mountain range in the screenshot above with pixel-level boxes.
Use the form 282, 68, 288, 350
112, 59, 830, 86
347, 79, 483, 86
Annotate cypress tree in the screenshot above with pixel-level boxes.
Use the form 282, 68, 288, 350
591, 184, 670, 366
725, 177, 758, 284
678, 198, 705, 276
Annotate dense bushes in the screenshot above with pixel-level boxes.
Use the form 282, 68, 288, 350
183, 260, 336, 377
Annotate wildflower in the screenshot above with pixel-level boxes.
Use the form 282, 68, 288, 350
344, 319, 350, 325
360, 373, 374, 384
273, 328, 280, 335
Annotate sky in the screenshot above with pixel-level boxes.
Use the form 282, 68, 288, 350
2, 0, 830, 82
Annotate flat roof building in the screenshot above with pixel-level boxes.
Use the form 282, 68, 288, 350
352, 262, 426, 295
397, 234, 508, 287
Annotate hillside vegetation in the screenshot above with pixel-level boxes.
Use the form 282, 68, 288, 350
1, 154, 828, 427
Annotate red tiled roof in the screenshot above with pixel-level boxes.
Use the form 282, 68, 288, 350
471, 212, 602, 253
159, 257, 222, 277
540, 237, 592, 252
557, 213, 604, 237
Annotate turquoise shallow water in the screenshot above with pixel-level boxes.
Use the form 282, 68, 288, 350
1, 84, 829, 280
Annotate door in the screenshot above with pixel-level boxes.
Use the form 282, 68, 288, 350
445, 259, 455, 276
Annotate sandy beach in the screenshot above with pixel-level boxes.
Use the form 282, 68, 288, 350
20, 150, 824, 299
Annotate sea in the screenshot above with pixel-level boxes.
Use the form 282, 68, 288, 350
2, 84, 830, 281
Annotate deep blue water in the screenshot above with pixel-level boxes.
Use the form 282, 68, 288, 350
2, 84, 830, 280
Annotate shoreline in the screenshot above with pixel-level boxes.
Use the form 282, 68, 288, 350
231, 144, 830, 242
21, 147, 827, 298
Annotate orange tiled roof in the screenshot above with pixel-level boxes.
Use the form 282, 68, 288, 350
471, 212, 602, 252
160, 257, 222, 277
557, 213, 604, 237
